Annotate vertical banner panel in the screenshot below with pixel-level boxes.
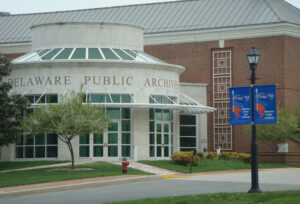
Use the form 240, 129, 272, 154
253, 85, 277, 124
229, 86, 251, 125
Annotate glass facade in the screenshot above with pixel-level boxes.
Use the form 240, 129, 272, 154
149, 96, 174, 158
79, 94, 132, 158
16, 134, 58, 158
180, 115, 197, 151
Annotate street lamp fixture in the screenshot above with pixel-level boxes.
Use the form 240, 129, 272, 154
247, 47, 262, 193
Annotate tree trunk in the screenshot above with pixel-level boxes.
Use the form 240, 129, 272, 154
67, 141, 75, 169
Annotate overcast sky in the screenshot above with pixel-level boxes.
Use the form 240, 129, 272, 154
0, 0, 299, 14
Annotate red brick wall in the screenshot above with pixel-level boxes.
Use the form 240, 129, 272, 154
145, 35, 300, 163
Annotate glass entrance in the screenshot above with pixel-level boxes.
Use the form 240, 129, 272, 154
93, 120, 121, 159
152, 121, 171, 158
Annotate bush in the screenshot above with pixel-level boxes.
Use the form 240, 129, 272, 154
171, 151, 200, 166
218, 152, 251, 163
237, 153, 251, 163
196, 151, 205, 159
219, 152, 239, 160
206, 152, 218, 160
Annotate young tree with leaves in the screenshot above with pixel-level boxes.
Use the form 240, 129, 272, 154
0, 55, 27, 146
21, 92, 110, 169
255, 107, 300, 151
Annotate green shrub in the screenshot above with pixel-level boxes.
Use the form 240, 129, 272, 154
206, 152, 218, 160
196, 151, 205, 159
237, 153, 251, 163
171, 151, 200, 166
218, 152, 251, 163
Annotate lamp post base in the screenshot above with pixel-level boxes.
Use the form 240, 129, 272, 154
248, 187, 262, 193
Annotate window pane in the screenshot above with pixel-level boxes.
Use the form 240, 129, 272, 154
94, 146, 103, 157
25, 136, 33, 145
122, 108, 130, 119
71, 48, 86, 59
149, 109, 154, 120
107, 108, 120, 119
164, 134, 169, 144
156, 134, 161, 144
180, 126, 196, 136
122, 133, 130, 144
47, 146, 58, 157
38, 49, 51, 57
16, 147, 23, 158
25, 147, 33, 158
91, 94, 103, 103
16, 136, 23, 145
94, 133, 103, 144
149, 133, 154, 144
113, 49, 133, 60
47, 134, 58, 145
150, 146, 155, 157
108, 122, 118, 131
156, 146, 162, 157
42, 48, 62, 60
88, 48, 103, 59
122, 146, 131, 157
55, 48, 73, 59
121, 95, 131, 103
164, 124, 169, 133
156, 123, 162, 132
122, 120, 130, 131
79, 146, 89, 157
111, 95, 120, 103
35, 134, 45, 145
101, 48, 119, 60
106, 95, 112, 103
26, 96, 34, 103
35, 146, 45, 158
164, 146, 169, 157
47, 95, 58, 103
180, 137, 196, 147
108, 133, 118, 144
108, 146, 118, 156
149, 121, 154, 132
180, 115, 196, 125
80, 134, 90, 144
155, 109, 162, 120
163, 110, 170, 121
37, 95, 45, 103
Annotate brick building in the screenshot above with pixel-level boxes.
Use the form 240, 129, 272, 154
0, 0, 300, 163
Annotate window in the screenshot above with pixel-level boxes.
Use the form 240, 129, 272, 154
16, 134, 58, 158
79, 134, 90, 157
84, 94, 131, 104
180, 115, 197, 151
25, 94, 58, 104
149, 96, 174, 157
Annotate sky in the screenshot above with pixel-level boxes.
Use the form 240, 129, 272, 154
0, 0, 299, 14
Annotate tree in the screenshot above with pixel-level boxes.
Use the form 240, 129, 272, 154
0, 55, 28, 146
255, 107, 300, 151
21, 92, 110, 169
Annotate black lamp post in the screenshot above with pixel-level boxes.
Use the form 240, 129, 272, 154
247, 47, 262, 193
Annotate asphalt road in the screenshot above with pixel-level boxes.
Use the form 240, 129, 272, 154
1, 168, 300, 204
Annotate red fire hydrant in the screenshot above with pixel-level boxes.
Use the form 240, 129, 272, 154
122, 157, 129, 174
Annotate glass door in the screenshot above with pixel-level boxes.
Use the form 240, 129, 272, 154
155, 122, 171, 158
93, 120, 121, 159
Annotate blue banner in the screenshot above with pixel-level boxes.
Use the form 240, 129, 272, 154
253, 84, 277, 124
229, 86, 251, 125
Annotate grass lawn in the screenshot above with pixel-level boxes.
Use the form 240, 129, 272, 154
140, 159, 300, 174
0, 161, 69, 171
104, 190, 300, 204
0, 162, 149, 188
